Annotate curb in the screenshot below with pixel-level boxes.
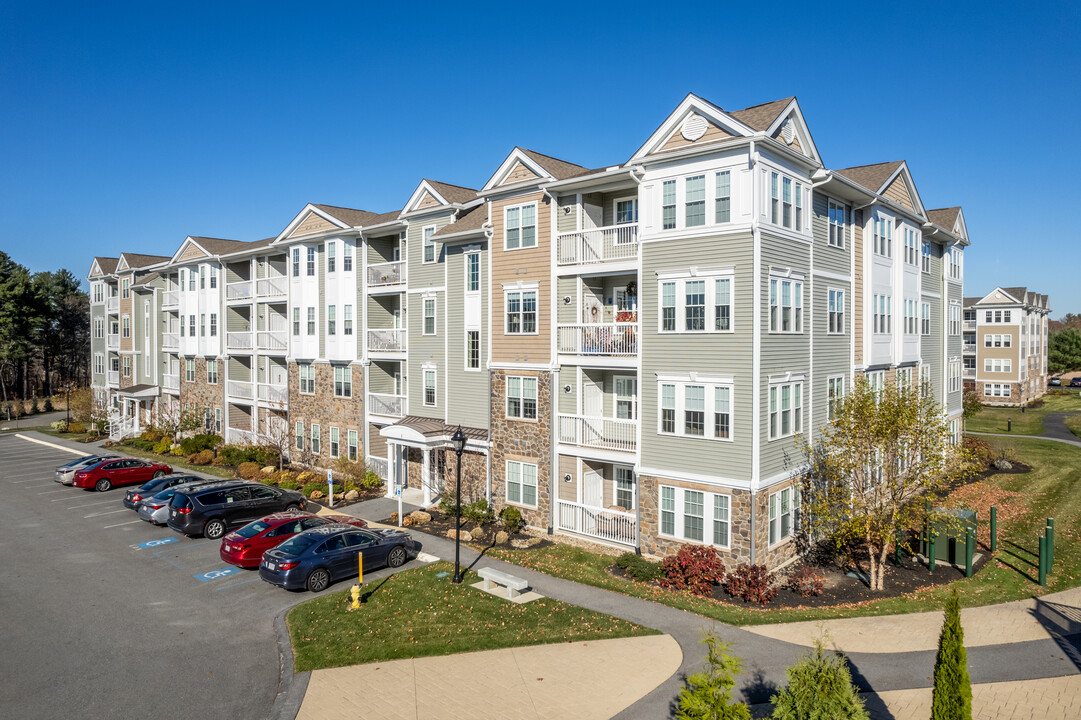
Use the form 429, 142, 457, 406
268, 606, 309, 720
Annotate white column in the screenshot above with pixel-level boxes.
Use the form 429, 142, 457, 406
385, 441, 396, 499
422, 447, 431, 506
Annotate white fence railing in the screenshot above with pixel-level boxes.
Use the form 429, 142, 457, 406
368, 328, 406, 352
366, 456, 389, 480
107, 333, 120, 349
556, 224, 638, 265
162, 332, 179, 349
256, 276, 287, 298
227, 331, 253, 350
106, 296, 119, 312
258, 383, 288, 405
558, 414, 637, 453
162, 290, 179, 307
226, 281, 253, 301
368, 261, 406, 288
162, 374, 180, 391
227, 380, 254, 400
108, 416, 136, 441
227, 427, 262, 445
556, 499, 637, 547
107, 370, 119, 385
256, 331, 287, 351
369, 393, 405, 417
557, 323, 638, 356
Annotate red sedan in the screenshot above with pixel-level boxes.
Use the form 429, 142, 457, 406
72, 458, 173, 492
219, 512, 368, 569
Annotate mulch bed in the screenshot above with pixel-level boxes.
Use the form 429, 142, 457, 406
306, 484, 386, 510
378, 508, 554, 552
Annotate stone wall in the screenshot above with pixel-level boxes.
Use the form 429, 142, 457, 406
288, 362, 364, 466
489, 369, 552, 531
180, 357, 225, 432
441, 448, 488, 505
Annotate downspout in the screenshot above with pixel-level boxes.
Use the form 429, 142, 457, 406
749, 139, 759, 565
540, 186, 558, 535
483, 220, 494, 505
629, 164, 644, 553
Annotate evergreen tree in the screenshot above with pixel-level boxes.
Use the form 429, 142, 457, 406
931, 588, 972, 720
676, 630, 750, 720
770, 639, 869, 720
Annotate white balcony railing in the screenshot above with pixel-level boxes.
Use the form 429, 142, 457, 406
963, 343, 976, 353
162, 332, 179, 350
368, 328, 406, 352
556, 499, 637, 547
227, 427, 262, 445
226, 281, 253, 301
162, 290, 179, 308
163, 374, 180, 391
106, 333, 120, 349
558, 414, 637, 453
106, 296, 119, 313
226, 331, 253, 350
227, 380, 254, 399
257, 383, 288, 406
256, 276, 287, 298
556, 224, 639, 266
256, 330, 287, 351
108, 415, 136, 442
369, 392, 406, 418
557, 323, 638, 356
368, 260, 406, 288
963, 368, 976, 379
107, 370, 120, 385
366, 456, 389, 480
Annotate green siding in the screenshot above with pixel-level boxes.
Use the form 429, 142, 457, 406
444, 241, 489, 430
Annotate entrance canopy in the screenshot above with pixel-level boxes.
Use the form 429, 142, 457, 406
380, 415, 487, 451
116, 383, 160, 399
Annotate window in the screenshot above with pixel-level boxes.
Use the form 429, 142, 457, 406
94, 354, 104, 375
188, 270, 196, 291
214, 408, 221, 434
334, 366, 351, 397
1003, 310, 1012, 322
984, 333, 1012, 348
984, 358, 1012, 373
299, 364, 315, 394
295, 422, 304, 451
292, 308, 300, 336
210, 266, 217, 289
828, 289, 844, 334
920, 365, 931, 397
794, 181, 803, 231
505, 203, 536, 249
659, 275, 733, 334
984, 383, 1011, 398
343, 241, 353, 272
947, 247, 962, 281
714, 278, 731, 331
905, 299, 918, 335
770, 173, 780, 225
873, 295, 892, 334
897, 367, 912, 389
327, 241, 336, 273
768, 381, 803, 440
615, 198, 637, 224
122, 356, 131, 377
904, 227, 919, 266
466, 330, 480, 370
505, 290, 537, 334
207, 360, 218, 384
782, 177, 792, 227
329, 427, 339, 458
310, 424, 320, 454
685, 281, 705, 331
422, 226, 436, 263
770, 173, 805, 231
423, 369, 436, 407
343, 305, 352, 335
662, 180, 676, 230
92, 283, 103, 303
209, 313, 217, 337
948, 359, 962, 393
185, 358, 195, 382
828, 200, 846, 248
122, 315, 130, 338
769, 277, 803, 333
200, 314, 205, 337
658, 379, 733, 441
921, 302, 931, 335
685, 175, 705, 227
292, 248, 300, 277
327, 305, 336, 335
307, 307, 315, 336
200, 266, 206, 289
615, 468, 636, 510
306, 248, 315, 276
873, 214, 893, 257
506, 376, 537, 419
122, 278, 130, 299
506, 460, 538, 507
423, 297, 436, 335
615, 376, 637, 420
659, 485, 731, 548
922, 242, 931, 273
204, 407, 212, 432
768, 487, 800, 545
347, 430, 358, 461
949, 304, 961, 336
867, 370, 884, 400
827, 376, 845, 419
661, 282, 676, 331
714, 171, 731, 223
466, 253, 480, 292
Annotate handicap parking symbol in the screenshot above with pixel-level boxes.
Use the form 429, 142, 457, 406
194, 567, 243, 582
136, 537, 179, 549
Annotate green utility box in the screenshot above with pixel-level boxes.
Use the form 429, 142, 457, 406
924, 508, 976, 565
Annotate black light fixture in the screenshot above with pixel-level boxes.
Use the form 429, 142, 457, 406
451, 425, 466, 584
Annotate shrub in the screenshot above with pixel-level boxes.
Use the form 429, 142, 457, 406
361, 469, 383, 490
962, 437, 995, 468
277, 470, 296, 484
30, 396, 39, 413
996, 446, 1019, 464
662, 545, 725, 596
499, 506, 523, 534
68, 421, 86, 433
217, 444, 277, 467
440, 497, 460, 517
179, 433, 222, 456
615, 552, 665, 582
297, 471, 317, 483
169, 446, 186, 457
141, 428, 164, 443
279, 480, 300, 490
463, 498, 494, 525
190, 449, 214, 466
237, 462, 262, 480
261, 477, 278, 486
128, 437, 156, 451
44, 396, 54, 412
50, 420, 67, 431
769, 640, 869, 719
210, 455, 228, 466
153, 439, 171, 454
301, 482, 324, 498
676, 630, 750, 720
785, 566, 825, 597
724, 563, 777, 605
931, 588, 972, 720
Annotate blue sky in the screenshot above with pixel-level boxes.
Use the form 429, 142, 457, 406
1, 1, 1078, 312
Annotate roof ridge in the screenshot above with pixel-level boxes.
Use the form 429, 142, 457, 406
835, 160, 904, 171
520, 148, 587, 169
733, 95, 795, 113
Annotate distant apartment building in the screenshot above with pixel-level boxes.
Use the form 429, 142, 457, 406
963, 288, 1050, 406
88, 93, 970, 569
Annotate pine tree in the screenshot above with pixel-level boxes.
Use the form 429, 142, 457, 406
931, 588, 972, 720
676, 630, 750, 720
770, 639, 869, 720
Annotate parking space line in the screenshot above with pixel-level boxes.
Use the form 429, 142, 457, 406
213, 577, 260, 591
61, 499, 116, 507
36, 489, 71, 495
11, 478, 43, 484
104, 520, 143, 529
153, 542, 209, 556
84, 509, 128, 518
13, 433, 90, 456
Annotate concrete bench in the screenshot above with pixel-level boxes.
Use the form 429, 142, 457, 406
476, 566, 529, 599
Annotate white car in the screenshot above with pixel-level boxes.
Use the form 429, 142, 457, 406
55, 455, 116, 485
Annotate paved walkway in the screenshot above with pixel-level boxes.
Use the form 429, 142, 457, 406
969, 411, 1081, 448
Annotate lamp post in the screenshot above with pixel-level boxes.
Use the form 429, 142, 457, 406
65, 383, 71, 425
451, 425, 466, 584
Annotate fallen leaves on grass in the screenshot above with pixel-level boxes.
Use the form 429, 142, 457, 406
949, 481, 1027, 547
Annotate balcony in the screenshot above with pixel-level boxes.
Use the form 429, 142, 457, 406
556, 500, 637, 547
257, 383, 288, 406
226, 427, 262, 445
106, 333, 120, 350
556, 224, 638, 266
369, 392, 406, 418
963, 319, 976, 331
557, 323, 638, 357
163, 374, 180, 391
227, 380, 254, 400
368, 328, 406, 353
256, 276, 287, 299
106, 370, 120, 386
367, 261, 406, 289
226, 281, 253, 302
162, 290, 179, 308
256, 330, 288, 352
226, 331, 253, 350
558, 414, 637, 454
963, 368, 976, 379
106, 296, 119, 313
963, 343, 976, 354
162, 332, 179, 350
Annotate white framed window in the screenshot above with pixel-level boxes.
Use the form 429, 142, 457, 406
333, 366, 352, 397
714, 171, 731, 223
199, 266, 206, 289
343, 241, 353, 272
206, 360, 218, 384
423, 297, 436, 335
327, 241, 336, 273
465, 252, 480, 293
121, 315, 130, 338
307, 307, 316, 336
295, 422, 304, 451
505, 203, 537, 249
770, 172, 805, 231
921, 242, 931, 273
662, 180, 676, 229
200, 313, 205, 337
506, 460, 538, 507
94, 354, 104, 375
187, 270, 195, 291
949, 304, 961, 336
827, 375, 845, 419
299, 364, 315, 394
185, 358, 195, 382
422, 226, 437, 263
828, 200, 846, 248
948, 359, 962, 393
466, 330, 480, 371
768, 380, 803, 440
614, 196, 638, 224
714, 278, 732, 331
306, 247, 316, 276
828, 289, 844, 334
292, 248, 300, 277
209, 266, 217, 289
984, 334, 1012, 348
292, 307, 300, 336
615, 467, 636, 510
423, 368, 436, 407
947, 247, 963, 281
904, 227, 919, 266
897, 366, 913, 389
873, 294, 892, 334
329, 427, 339, 458
920, 365, 931, 398
984, 358, 1012, 373
347, 430, 358, 461
310, 424, 320, 454
327, 305, 336, 335
984, 383, 1011, 398
768, 486, 800, 545
905, 299, 918, 335
769, 277, 803, 333
209, 313, 217, 337
657, 379, 734, 441
505, 290, 538, 334
867, 370, 884, 400
188, 315, 196, 338
659, 485, 731, 548
121, 278, 130, 299
921, 302, 931, 335
214, 408, 221, 434
615, 376, 637, 420
343, 305, 352, 335
506, 376, 537, 420
873, 214, 893, 257
685, 175, 705, 227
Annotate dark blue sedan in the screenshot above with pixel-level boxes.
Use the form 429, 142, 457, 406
259, 524, 416, 592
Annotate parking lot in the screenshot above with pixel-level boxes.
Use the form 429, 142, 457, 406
0, 432, 422, 720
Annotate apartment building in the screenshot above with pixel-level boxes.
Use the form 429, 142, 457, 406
963, 287, 1050, 406
88, 92, 969, 569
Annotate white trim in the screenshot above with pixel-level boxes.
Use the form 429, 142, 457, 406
500, 280, 540, 291
812, 269, 850, 283
480, 148, 553, 193
658, 484, 732, 550
638, 466, 749, 490
655, 265, 734, 280
655, 372, 734, 384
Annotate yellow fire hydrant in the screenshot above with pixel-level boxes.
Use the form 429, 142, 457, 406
350, 584, 362, 610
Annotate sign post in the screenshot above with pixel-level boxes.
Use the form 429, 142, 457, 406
327, 468, 334, 508
397, 483, 403, 526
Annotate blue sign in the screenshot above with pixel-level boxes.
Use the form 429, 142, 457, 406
194, 567, 243, 582
136, 537, 179, 549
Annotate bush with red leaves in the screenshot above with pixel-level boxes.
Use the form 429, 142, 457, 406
785, 565, 825, 597
661, 544, 725, 596
724, 563, 778, 605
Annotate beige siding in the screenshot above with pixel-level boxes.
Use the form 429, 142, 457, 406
289, 212, 336, 239
882, 177, 915, 211
503, 161, 540, 185
417, 191, 441, 209
656, 119, 733, 153
178, 243, 207, 262
491, 191, 552, 363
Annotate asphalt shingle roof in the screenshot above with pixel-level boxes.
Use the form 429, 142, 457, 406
728, 96, 794, 131
833, 161, 905, 193
431, 204, 487, 238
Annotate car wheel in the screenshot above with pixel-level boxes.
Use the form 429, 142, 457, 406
285, 504, 300, 512
152, 470, 165, 479
387, 545, 407, 568
204, 519, 226, 540
306, 568, 331, 593
94, 478, 111, 492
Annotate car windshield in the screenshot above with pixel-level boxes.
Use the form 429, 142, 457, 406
139, 477, 170, 492
61, 456, 97, 468
152, 488, 178, 501
236, 520, 272, 539
274, 533, 320, 556
168, 493, 191, 509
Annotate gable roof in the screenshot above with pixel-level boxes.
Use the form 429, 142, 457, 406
833, 161, 906, 194
431, 204, 488, 239
729, 96, 795, 131
187, 236, 254, 256
927, 207, 961, 229
93, 257, 118, 275
518, 149, 590, 181
311, 204, 382, 228
425, 180, 477, 205
117, 252, 170, 272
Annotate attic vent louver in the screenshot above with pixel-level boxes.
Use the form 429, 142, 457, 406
781, 119, 796, 144
681, 113, 708, 141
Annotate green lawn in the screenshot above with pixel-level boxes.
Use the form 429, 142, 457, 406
1065, 414, 1081, 439
483, 436, 1081, 626
965, 390, 1081, 436
286, 561, 658, 671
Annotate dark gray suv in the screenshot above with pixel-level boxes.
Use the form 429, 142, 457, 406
166, 481, 307, 539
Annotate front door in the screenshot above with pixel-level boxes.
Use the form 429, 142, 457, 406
583, 470, 603, 508
269, 363, 287, 387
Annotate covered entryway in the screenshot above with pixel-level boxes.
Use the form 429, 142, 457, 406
110, 384, 160, 440
380, 416, 487, 507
